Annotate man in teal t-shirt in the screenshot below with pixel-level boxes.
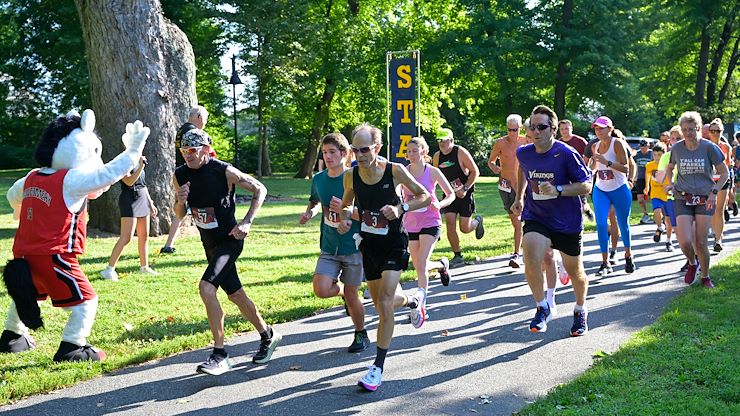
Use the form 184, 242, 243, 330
299, 133, 368, 353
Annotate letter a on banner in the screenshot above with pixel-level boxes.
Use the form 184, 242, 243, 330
387, 51, 420, 163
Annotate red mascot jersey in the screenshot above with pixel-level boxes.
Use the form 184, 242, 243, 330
12, 169, 87, 256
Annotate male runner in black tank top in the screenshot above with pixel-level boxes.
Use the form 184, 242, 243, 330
338, 123, 431, 392
174, 129, 281, 376
432, 128, 484, 268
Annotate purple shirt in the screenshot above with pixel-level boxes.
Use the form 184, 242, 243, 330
516, 140, 592, 234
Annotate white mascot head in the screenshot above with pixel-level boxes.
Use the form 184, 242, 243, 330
47, 109, 105, 172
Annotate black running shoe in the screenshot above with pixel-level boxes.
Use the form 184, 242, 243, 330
680, 260, 689, 272
733, 202, 738, 217
0, 330, 35, 353
347, 330, 370, 353
53, 341, 106, 362
608, 250, 617, 265
570, 309, 589, 337
713, 242, 723, 252
253, 328, 282, 364
159, 246, 175, 254
625, 256, 635, 274
438, 257, 451, 286
474, 215, 485, 240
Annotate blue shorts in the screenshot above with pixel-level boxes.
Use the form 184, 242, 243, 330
651, 198, 676, 227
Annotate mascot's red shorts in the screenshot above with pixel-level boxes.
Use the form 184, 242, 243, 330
16, 253, 96, 308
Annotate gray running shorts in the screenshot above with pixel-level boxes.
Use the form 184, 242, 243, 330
314, 252, 364, 287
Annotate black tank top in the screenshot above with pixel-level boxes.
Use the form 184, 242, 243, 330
438, 145, 473, 192
353, 163, 403, 240
175, 158, 236, 244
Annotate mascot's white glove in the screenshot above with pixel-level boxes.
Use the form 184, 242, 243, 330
121, 120, 149, 156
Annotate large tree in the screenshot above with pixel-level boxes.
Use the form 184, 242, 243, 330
74, 0, 196, 234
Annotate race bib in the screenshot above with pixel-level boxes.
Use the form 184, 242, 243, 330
683, 193, 707, 206
361, 210, 389, 235
190, 207, 219, 229
322, 206, 341, 228
498, 177, 512, 193
528, 179, 556, 201
596, 170, 615, 181
450, 178, 464, 192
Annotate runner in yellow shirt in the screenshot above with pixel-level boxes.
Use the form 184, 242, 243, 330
644, 142, 675, 251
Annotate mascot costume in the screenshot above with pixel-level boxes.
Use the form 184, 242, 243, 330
1, 109, 148, 361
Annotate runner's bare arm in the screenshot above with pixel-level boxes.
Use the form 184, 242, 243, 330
299, 200, 320, 224
487, 140, 501, 174
173, 176, 188, 220
337, 170, 356, 234
226, 165, 266, 226
431, 166, 456, 209
392, 163, 430, 212
458, 147, 480, 188
432, 151, 440, 168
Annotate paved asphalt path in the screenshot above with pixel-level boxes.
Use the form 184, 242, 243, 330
3, 221, 739, 416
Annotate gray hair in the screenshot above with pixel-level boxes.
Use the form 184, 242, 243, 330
351, 123, 383, 146
678, 111, 702, 127
506, 114, 523, 126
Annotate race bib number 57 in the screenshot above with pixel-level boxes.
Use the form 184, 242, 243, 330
190, 207, 219, 229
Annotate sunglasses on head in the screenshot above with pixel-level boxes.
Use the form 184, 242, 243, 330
351, 144, 375, 154
180, 146, 203, 155
532, 124, 551, 131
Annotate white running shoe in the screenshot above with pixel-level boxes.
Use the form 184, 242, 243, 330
196, 354, 232, 376
358, 365, 382, 391
100, 267, 119, 281
140, 266, 161, 275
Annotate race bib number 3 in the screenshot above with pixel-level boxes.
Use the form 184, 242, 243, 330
597, 170, 615, 181
322, 206, 341, 228
190, 207, 219, 229
684, 193, 707, 206
361, 210, 389, 235
498, 177, 512, 193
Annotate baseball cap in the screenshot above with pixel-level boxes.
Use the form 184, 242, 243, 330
591, 116, 613, 128
181, 129, 211, 147
436, 128, 454, 141
639, 139, 648, 146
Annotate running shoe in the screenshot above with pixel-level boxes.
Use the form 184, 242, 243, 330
253, 328, 282, 364
713, 242, 723, 252
438, 257, 451, 286
508, 253, 522, 269
732, 202, 738, 217
570, 309, 589, 337
557, 259, 570, 286
100, 267, 119, 281
608, 250, 617, 265
449, 254, 465, 268
653, 228, 663, 243
197, 353, 232, 376
529, 304, 552, 333
408, 292, 426, 329
640, 213, 651, 224
474, 215, 485, 240
584, 209, 595, 222
0, 330, 36, 353
724, 208, 730, 222
358, 365, 382, 391
363, 287, 371, 299
347, 330, 370, 353
684, 263, 698, 285
665, 242, 674, 252
680, 260, 689, 272
140, 266, 161, 275
595, 262, 612, 277
547, 299, 558, 318
625, 256, 635, 274
159, 246, 176, 254
701, 276, 715, 289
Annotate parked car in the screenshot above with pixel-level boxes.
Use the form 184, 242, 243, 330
624, 136, 657, 154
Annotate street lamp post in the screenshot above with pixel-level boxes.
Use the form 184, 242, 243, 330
228, 55, 243, 168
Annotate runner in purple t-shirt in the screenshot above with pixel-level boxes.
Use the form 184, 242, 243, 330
512, 105, 593, 337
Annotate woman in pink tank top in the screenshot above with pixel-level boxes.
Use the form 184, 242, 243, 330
401, 137, 455, 328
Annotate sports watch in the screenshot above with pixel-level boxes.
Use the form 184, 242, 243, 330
556, 185, 564, 197
401, 203, 410, 212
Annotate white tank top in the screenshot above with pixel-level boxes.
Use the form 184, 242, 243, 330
594, 138, 628, 192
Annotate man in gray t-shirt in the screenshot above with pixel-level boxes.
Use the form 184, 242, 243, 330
669, 139, 724, 196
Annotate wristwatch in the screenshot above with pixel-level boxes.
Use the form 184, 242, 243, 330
606, 160, 613, 167
556, 185, 564, 197
401, 202, 410, 212
711, 188, 719, 195
462, 185, 469, 192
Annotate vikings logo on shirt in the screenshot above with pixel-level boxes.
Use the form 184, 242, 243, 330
527, 169, 556, 200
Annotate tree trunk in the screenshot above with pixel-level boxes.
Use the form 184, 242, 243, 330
74, 0, 196, 235
719, 34, 740, 104
706, 5, 738, 106
695, 14, 712, 108
553, 0, 573, 117
294, 77, 335, 179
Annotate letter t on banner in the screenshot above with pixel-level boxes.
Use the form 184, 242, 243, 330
387, 51, 420, 164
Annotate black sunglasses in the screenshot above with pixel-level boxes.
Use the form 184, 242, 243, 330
351, 144, 375, 154
507, 128, 520, 132
532, 124, 551, 131
709, 129, 721, 133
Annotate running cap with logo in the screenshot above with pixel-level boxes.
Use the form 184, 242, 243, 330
639, 139, 648, 146
181, 129, 211, 147
591, 116, 613, 128
437, 128, 454, 141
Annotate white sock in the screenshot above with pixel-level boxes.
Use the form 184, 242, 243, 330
574, 303, 586, 312
538, 299, 549, 309
546, 288, 555, 305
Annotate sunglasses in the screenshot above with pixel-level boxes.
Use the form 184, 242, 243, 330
351, 144, 376, 154
507, 128, 520, 132
709, 129, 721, 133
532, 124, 551, 131
180, 146, 203, 155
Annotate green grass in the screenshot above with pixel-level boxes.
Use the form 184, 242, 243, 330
0, 168, 732, 405
518, 251, 740, 415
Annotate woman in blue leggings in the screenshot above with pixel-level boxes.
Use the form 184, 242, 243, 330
589, 117, 636, 276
